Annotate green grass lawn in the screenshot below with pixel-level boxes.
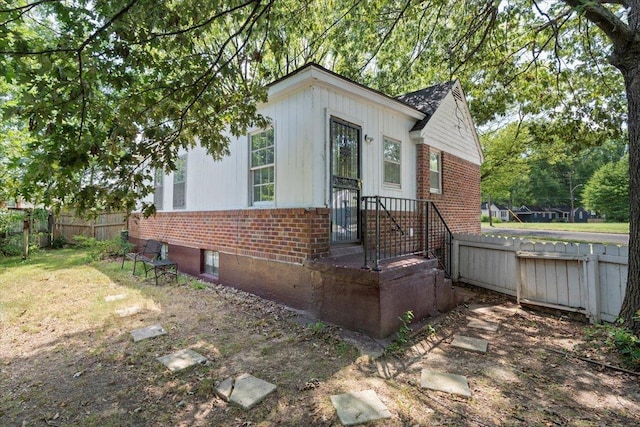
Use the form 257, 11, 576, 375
482, 221, 629, 234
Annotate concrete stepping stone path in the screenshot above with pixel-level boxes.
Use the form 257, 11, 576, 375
466, 317, 499, 332
420, 370, 472, 397
451, 335, 489, 353
157, 349, 208, 372
330, 389, 392, 426
104, 294, 127, 302
115, 305, 142, 317
469, 304, 518, 319
214, 373, 277, 410
130, 324, 166, 342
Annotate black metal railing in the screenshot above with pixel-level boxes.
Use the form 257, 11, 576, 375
361, 196, 452, 277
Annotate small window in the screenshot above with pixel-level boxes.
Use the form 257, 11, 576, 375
203, 250, 219, 277
173, 154, 187, 209
154, 169, 164, 210
250, 128, 275, 205
383, 137, 401, 185
430, 150, 441, 193
161, 243, 169, 260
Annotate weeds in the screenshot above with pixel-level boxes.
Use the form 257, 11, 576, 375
308, 321, 327, 334
386, 310, 415, 354
584, 321, 640, 370
189, 280, 208, 290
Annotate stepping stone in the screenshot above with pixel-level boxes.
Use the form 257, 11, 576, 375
115, 305, 142, 317
420, 370, 472, 397
215, 374, 277, 410
157, 349, 207, 372
466, 317, 499, 332
130, 324, 166, 342
469, 304, 517, 318
330, 389, 392, 426
214, 377, 234, 401
451, 335, 488, 353
104, 294, 127, 302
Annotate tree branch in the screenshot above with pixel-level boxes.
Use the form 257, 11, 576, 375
562, 0, 636, 47
78, 0, 139, 52
0, 0, 60, 13
141, 0, 259, 41
358, 0, 413, 74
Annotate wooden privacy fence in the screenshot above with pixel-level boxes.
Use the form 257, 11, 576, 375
452, 234, 628, 323
0, 209, 51, 250
54, 212, 127, 242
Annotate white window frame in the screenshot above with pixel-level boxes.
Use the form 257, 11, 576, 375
430, 150, 442, 194
249, 127, 275, 206
383, 136, 401, 186
153, 168, 164, 210
173, 154, 187, 209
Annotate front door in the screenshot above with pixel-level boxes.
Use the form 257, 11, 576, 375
330, 117, 361, 244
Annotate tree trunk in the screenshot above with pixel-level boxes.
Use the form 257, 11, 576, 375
612, 45, 640, 335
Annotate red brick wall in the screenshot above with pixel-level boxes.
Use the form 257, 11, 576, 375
416, 145, 481, 235
128, 208, 331, 265
416, 144, 430, 200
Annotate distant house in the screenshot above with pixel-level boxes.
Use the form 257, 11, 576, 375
552, 206, 591, 223
0, 198, 34, 209
513, 205, 558, 223
481, 202, 510, 222
128, 63, 483, 337
513, 205, 591, 223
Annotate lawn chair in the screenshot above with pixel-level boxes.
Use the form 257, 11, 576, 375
121, 239, 163, 275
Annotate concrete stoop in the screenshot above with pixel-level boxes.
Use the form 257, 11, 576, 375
435, 273, 462, 313
306, 252, 465, 339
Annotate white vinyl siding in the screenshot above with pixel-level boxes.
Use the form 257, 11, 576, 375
148, 66, 432, 211
250, 128, 275, 205
430, 150, 441, 194
383, 137, 401, 186
417, 84, 482, 165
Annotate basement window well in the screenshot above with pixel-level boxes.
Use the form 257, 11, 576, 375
203, 250, 219, 278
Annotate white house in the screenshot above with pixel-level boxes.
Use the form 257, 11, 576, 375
128, 63, 483, 337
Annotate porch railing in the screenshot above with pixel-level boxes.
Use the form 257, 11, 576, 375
361, 196, 452, 276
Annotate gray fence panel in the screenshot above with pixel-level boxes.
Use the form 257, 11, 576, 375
454, 233, 628, 323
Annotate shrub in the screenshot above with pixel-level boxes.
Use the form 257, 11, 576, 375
481, 214, 502, 223
585, 321, 640, 370
51, 235, 67, 249
73, 235, 131, 260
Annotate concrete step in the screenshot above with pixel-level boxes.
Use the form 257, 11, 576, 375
329, 244, 364, 258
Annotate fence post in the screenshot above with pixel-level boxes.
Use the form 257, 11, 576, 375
22, 215, 30, 260
451, 236, 460, 282
585, 254, 601, 323
516, 239, 524, 304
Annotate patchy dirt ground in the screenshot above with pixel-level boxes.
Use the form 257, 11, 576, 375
1, 253, 639, 426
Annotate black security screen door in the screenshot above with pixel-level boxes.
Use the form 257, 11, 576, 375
330, 117, 361, 243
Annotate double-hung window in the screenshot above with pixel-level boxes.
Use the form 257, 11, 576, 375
250, 128, 275, 205
430, 150, 442, 194
383, 137, 401, 186
173, 154, 187, 209
154, 168, 164, 210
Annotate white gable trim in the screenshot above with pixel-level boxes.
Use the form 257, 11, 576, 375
266, 65, 425, 121
416, 81, 483, 165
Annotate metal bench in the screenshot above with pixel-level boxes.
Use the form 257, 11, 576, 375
122, 239, 178, 285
